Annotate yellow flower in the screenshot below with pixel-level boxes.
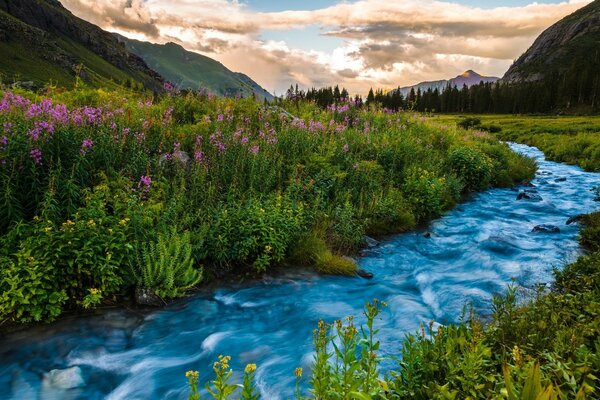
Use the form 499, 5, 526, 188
87, 219, 96, 227
89, 288, 101, 295
294, 367, 303, 378
265, 245, 272, 253
44, 227, 52, 232
245, 364, 257, 374
379, 380, 389, 392
185, 370, 199, 380
119, 218, 130, 226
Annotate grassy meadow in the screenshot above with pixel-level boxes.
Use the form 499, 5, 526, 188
431, 114, 600, 171
0, 86, 536, 325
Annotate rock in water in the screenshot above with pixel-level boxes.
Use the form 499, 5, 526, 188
521, 180, 536, 187
357, 269, 374, 279
44, 367, 85, 390
555, 177, 567, 182
532, 224, 561, 233
423, 231, 431, 238
135, 288, 163, 307
362, 235, 379, 248
517, 192, 543, 201
566, 215, 586, 225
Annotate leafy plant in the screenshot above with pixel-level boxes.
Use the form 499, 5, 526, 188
133, 229, 202, 299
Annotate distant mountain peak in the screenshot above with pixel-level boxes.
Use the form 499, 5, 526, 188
396, 70, 499, 96
460, 70, 479, 78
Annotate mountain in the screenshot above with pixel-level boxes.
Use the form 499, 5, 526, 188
503, 0, 600, 83
397, 70, 499, 96
0, 0, 162, 89
118, 37, 273, 101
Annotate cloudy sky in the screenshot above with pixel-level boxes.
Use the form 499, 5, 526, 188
61, 0, 592, 95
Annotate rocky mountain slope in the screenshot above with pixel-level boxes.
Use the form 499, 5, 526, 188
0, 0, 162, 89
503, 0, 600, 82
397, 70, 499, 96
118, 37, 273, 101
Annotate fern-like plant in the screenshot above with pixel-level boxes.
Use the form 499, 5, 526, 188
134, 229, 202, 299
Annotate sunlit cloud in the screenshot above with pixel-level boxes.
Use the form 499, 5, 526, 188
61, 0, 593, 94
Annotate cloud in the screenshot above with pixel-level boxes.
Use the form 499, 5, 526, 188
60, 0, 593, 94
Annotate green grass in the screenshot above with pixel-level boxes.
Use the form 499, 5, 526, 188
431, 114, 600, 171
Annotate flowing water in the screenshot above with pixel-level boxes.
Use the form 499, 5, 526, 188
1, 143, 599, 400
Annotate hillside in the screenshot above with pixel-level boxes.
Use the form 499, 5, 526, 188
0, 0, 162, 90
118, 37, 273, 101
398, 70, 499, 96
503, 0, 600, 83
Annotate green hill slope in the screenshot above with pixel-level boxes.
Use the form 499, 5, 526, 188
119, 37, 273, 101
503, 0, 600, 83
0, 0, 162, 90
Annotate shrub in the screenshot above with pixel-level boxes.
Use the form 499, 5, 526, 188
132, 229, 202, 299
447, 146, 493, 191
367, 188, 416, 235
0, 189, 132, 322
403, 168, 447, 220
329, 200, 364, 252
457, 116, 481, 129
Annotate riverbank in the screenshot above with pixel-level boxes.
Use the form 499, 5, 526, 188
183, 146, 600, 399
1, 142, 597, 399
0, 88, 535, 327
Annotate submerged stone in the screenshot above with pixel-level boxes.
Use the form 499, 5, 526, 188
566, 215, 586, 225
135, 288, 163, 307
517, 191, 543, 201
357, 269, 374, 279
532, 224, 561, 233
43, 366, 84, 390
362, 235, 379, 248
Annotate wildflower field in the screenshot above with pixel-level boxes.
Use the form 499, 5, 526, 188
0, 86, 535, 325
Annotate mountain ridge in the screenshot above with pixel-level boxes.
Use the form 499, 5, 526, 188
117, 36, 273, 101
0, 0, 163, 89
503, 0, 600, 82
397, 70, 499, 96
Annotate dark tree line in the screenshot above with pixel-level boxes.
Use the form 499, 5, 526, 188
283, 50, 600, 114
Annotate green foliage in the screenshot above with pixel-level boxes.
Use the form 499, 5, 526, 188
447, 146, 493, 191
0, 186, 132, 323
203, 194, 308, 273
457, 116, 482, 130
329, 201, 364, 253
133, 229, 202, 299
403, 168, 449, 220
367, 188, 416, 235
0, 87, 535, 325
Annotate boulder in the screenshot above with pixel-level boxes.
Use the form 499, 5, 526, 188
520, 180, 536, 187
159, 150, 191, 169
135, 288, 163, 307
566, 215, 586, 225
532, 224, 560, 233
423, 231, 431, 238
43, 367, 84, 390
357, 269, 374, 279
516, 191, 543, 201
362, 235, 379, 248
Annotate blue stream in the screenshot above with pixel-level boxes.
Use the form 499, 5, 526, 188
1, 144, 599, 399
